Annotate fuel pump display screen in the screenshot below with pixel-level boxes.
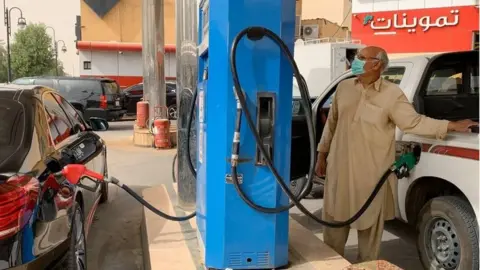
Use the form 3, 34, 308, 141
202, 1, 209, 40
199, 0, 209, 54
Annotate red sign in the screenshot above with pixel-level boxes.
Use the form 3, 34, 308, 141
352, 6, 479, 53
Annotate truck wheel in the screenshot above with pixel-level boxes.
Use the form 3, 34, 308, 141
417, 196, 479, 270
290, 177, 313, 199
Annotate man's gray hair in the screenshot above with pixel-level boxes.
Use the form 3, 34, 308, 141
376, 51, 389, 71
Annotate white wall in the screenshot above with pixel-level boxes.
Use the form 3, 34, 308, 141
352, 0, 477, 13
302, 0, 352, 27
0, 0, 80, 76
79, 50, 176, 78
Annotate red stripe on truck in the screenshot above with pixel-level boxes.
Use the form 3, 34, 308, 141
421, 143, 479, 161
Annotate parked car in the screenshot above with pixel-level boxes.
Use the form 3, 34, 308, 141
291, 50, 479, 270
0, 84, 109, 269
122, 82, 178, 119
12, 76, 127, 122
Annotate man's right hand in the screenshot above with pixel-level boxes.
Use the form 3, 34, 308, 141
315, 152, 327, 177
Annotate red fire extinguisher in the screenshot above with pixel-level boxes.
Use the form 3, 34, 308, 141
136, 101, 149, 128
153, 119, 171, 149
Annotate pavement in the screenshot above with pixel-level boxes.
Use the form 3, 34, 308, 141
86, 120, 423, 270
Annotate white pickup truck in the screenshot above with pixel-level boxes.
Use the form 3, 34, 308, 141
290, 50, 479, 270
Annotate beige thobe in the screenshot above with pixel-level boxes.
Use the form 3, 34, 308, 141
317, 77, 449, 261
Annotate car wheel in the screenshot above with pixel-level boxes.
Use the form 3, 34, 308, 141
417, 196, 479, 270
62, 202, 87, 270
168, 104, 177, 120
100, 153, 109, 204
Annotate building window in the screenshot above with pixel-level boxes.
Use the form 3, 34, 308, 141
83, 61, 91, 70
473, 31, 479, 51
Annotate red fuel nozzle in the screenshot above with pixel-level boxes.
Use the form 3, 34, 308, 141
55, 164, 105, 185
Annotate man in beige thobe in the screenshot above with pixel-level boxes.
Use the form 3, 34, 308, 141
315, 46, 478, 262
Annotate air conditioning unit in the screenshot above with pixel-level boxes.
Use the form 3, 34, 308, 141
295, 15, 301, 38
302, 25, 319, 40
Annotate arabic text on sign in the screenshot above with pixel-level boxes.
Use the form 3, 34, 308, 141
368, 9, 459, 34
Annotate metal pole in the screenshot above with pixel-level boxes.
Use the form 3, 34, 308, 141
5, 7, 11, 83
142, 0, 165, 125
54, 43, 58, 76
46, 26, 57, 76
175, 0, 198, 209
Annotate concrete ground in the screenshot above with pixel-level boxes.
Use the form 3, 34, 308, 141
87, 120, 423, 270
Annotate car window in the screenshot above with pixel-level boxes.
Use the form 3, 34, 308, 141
43, 93, 73, 145
470, 65, 479, 94
0, 97, 27, 172
12, 78, 34, 85
58, 79, 103, 96
33, 79, 55, 88
52, 93, 86, 131
125, 84, 143, 95
33, 98, 54, 154
102, 81, 120, 94
426, 66, 463, 96
381, 67, 406, 85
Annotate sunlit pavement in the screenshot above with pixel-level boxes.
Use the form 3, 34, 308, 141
87, 120, 422, 270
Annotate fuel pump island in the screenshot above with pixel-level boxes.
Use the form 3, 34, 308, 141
55, 0, 421, 269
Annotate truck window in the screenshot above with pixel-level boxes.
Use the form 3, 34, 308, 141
102, 81, 120, 94
425, 66, 462, 96
12, 78, 33, 85
33, 78, 55, 88
381, 67, 406, 85
58, 79, 102, 98
470, 65, 479, 94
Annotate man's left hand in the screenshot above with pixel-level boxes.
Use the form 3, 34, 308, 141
448, 119, 479, 132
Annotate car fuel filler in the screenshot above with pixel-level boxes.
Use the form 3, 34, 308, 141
54, 0, 422, 269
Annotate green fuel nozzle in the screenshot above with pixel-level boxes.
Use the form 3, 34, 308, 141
393, 142, 422, 179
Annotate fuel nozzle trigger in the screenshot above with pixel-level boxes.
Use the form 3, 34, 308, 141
393, 142, 422, 179
54, 164, 105, 192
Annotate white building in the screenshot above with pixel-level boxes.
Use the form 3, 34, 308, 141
76, 41, 177, 88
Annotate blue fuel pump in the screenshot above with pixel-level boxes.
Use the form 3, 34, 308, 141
195, 0, 298, 269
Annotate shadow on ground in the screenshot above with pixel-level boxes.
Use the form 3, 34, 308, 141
87, 185, 148, 270
107, 124, 135, 131
290, 208, 422, 269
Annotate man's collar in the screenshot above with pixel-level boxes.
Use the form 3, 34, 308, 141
354, 77, 382, 92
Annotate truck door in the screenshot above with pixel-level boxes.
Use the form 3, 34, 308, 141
290, 63, 415, 191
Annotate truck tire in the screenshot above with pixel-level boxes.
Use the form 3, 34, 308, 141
290, 177, 313, 199
417, 196, 479, 270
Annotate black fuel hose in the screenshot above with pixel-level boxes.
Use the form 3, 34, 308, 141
185, 89, 198, 178
229, 26, 394, 228
172, 153, 177, 183
109, 177, 195, 221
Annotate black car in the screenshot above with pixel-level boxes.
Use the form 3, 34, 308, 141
0, 84, 109, 269
123, 82, 177, 119
12, 76, 127, 122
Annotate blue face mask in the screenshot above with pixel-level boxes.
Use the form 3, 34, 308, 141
351, 57, 366, 75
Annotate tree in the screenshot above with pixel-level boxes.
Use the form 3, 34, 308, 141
45, 61, 66, 76
0, 44, 8, 83
10, 23, 56, 79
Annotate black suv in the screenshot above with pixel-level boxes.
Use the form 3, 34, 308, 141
12, 76, 127, 121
